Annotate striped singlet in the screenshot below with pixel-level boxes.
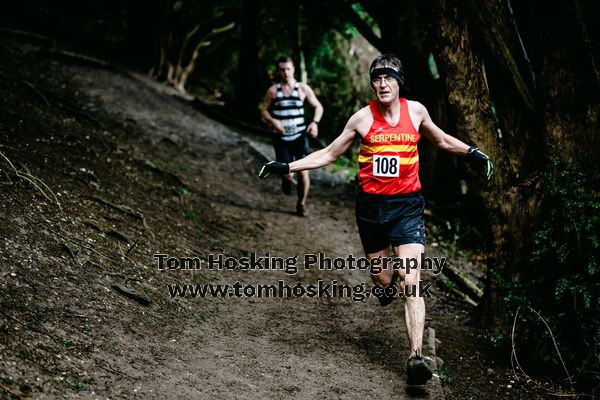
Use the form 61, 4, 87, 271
270, 82, 306, 141
357, 98, 421, 195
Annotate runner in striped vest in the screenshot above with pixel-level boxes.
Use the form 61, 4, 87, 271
261, 57, 324, 216
271, 82, 306, 142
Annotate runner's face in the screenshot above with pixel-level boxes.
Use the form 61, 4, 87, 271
278, 62, 295, 83
372, 73, 399, 104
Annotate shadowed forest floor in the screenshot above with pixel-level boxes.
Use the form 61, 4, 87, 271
0, 34, 551, 399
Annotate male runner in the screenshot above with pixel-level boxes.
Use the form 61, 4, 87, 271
259, 54, 493, 385
260, 56, 324, 216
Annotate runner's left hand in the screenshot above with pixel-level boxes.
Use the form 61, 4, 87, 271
467, 147, 494, 180
307, 121, 319, 138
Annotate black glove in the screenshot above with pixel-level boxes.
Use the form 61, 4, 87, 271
467, 146, 494, 180
258, 161, 290, 179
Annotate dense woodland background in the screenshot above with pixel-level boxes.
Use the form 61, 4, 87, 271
2, 0, 599, 394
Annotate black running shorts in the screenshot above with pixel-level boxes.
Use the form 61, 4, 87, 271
355, 191, 426, 254
273, 134, 309, 163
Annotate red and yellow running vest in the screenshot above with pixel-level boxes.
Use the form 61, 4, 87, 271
358, 98, 421, 195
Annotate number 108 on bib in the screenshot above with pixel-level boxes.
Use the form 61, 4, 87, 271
372, 155, 400, 177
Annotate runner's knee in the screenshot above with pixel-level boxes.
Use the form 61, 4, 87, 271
298, 170, 309, 182
404, 268, 420, 287
371, 272, 392, 286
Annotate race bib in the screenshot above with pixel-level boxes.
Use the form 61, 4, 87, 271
283, 123, 297, 135
372, 155, 400, 177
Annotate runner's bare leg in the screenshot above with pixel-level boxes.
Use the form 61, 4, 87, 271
297, 170, 310, 207
394, 243, 425, 355
367, 248, 395, 287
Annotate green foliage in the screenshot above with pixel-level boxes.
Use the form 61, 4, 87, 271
330, 155, 358, 179
309, 29, 375, 145
487, 331, 510, 347
74, 383, 89, 392
351, 3, 379, 35
439, 277, 456, 292
495, 152, 599, 379
437, 365, 456, 383
181, 210, 198, 220
530, 154, 599, 315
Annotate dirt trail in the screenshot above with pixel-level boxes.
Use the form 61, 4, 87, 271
2, 35, 538, 400
69, 57, 444, 399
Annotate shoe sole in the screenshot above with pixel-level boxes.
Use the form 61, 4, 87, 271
406, 358, 433, 386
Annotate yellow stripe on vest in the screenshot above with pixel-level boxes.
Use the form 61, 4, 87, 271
358, 155, 419, 165
360, 144, 418, 153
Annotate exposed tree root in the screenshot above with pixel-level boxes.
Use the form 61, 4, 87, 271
136, 158, 190, 191
86, 195, 155, 241
0, 150, 61, 209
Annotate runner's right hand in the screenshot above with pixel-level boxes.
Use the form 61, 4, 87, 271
259, 161, 290, 179
272, 120, 285, 135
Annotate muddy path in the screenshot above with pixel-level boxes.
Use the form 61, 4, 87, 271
0, 35, 539, 400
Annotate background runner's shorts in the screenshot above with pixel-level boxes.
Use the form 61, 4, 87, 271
273, 134, 309, 163
355, 191, 426, 254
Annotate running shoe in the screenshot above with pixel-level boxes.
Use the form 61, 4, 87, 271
296, 203, 307, 217
406, 353, 433, 385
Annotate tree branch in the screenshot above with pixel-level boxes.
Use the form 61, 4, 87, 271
337, 1, 385, 51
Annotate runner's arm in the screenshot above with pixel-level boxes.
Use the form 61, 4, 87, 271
288, 112, 361, 173
302, 84, 324, 124
260, 87, 285, 134
302, 84, 324, 138
416, 102, 494, 179
416, 102, 470, 155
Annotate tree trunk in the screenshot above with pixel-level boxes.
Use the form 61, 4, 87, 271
233, 0, 261, 121
432, 0, 599, 327
431, 0, 526, 325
